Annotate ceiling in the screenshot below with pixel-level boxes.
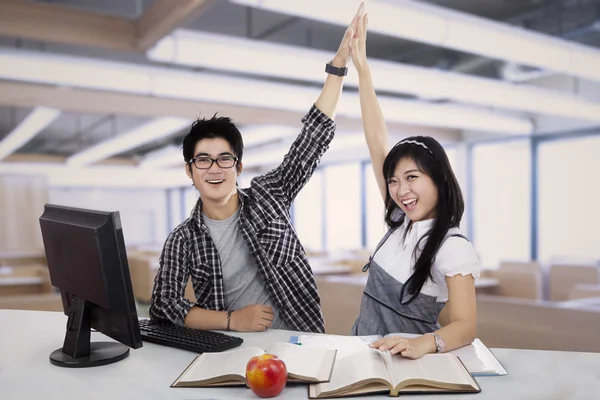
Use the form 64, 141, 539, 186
0, 0, 599, 179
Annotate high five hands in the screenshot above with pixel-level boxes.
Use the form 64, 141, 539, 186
332, 2, 367, 67
350, 2, 369, 73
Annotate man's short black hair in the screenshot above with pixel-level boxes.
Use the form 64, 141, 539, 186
182, 114, 244, 172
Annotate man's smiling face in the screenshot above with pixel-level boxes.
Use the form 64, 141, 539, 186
186, 138, 242, 204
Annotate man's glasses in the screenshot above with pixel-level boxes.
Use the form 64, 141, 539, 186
189, 155, 238, 170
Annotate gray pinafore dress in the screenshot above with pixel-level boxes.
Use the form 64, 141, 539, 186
351, 227, 467, 336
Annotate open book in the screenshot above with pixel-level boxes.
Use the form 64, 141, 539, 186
293, 334, 507, 377
171, 342, 337, 387
309, 349, 480, 398
384, 334, 507, 377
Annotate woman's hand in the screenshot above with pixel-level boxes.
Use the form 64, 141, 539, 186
370, 335, 436, 360
332, 2, 365, 66
350, 10, 369, 73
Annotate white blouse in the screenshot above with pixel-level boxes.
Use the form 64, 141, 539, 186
372, 217, 481, 302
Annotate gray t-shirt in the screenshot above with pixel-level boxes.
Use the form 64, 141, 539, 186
203, 208, 288, 329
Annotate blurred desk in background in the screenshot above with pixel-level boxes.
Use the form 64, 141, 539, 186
316, 274, 498, 289
308, 260, 354, 276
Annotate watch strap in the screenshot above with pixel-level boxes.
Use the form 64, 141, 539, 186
425, 332, 445, 352
325, 62, 348, 77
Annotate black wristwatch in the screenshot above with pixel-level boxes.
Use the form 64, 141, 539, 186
325, 61, 348, 77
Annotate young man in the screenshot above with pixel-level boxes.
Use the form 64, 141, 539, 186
150, 5, 365, 333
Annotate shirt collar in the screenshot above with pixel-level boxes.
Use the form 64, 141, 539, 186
402, 215, 435, 238
191, 189, 248, 228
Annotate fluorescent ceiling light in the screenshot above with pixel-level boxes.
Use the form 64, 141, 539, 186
243, 146, 288, 167
0, 107, 60, 160
0, 162, 188, 188
67, 117, 190, 167
243, 134, 368, 168
139, 145, 183, 168
241, 125, 298, 147
0, 48, 531, 134
232, 0, 600, 83
147, 29, 600, 122
328, 134, 366, 152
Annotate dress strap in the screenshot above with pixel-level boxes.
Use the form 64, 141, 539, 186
362, 227, 398, 272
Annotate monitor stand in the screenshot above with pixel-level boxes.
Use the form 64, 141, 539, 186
50, 296, 130, 368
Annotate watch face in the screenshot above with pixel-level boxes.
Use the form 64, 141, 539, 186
436, 335, 445, 352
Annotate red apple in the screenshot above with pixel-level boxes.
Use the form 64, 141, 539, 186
246, 353, 287, 398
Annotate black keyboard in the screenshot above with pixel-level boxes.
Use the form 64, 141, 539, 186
138, 319, 244, 353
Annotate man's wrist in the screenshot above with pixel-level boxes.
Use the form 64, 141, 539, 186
330, 55, 348, 68
226, 310, 234, 331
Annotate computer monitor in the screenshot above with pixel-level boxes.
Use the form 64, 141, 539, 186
39, 204, 142, 368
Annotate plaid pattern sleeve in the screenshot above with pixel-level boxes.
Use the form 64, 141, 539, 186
149, 229, 197, 326
258, 104, 335, 206
240, 185, 325, 332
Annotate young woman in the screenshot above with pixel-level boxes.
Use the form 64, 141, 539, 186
349, 11, 480, 360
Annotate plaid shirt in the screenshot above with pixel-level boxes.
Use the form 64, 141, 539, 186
149, 105, 335, 333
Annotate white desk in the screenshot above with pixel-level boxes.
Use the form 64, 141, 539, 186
2, 310, 600, 400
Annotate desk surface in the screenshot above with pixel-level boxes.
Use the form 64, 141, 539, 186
2, 309, 599, 400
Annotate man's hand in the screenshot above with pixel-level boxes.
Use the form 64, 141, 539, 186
351, 9, 369, 73
332, 2, 365, 67
230, 304, 274, 332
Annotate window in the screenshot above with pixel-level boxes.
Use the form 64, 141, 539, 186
537, 134, 600, 262
49, 187, 166, 246
324, 163, 362, 252
238, 173, 256, 188
293, 170, 324, 252
167, 189, 183, 231
183, 187, 199, 217
472, 140, 531, 267
364, 162, 386, 250
445, 146, 458, 172
445, 144, 470, 237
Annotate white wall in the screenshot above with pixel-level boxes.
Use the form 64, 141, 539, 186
49, 187, 169, 248
471, 140, 532, 267
538, 135, 600, 262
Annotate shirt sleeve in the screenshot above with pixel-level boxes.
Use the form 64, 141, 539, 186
255, 104, 335, 206
435, 236, 481, 280
149, 231, 197, 326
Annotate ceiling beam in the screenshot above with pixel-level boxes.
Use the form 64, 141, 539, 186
0, 81, 459, 141
0, 0, 213, 52
0, 0, 137, 51
136, 0, 214, 50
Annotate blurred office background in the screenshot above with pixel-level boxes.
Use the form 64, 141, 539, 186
1, 0, 600, 351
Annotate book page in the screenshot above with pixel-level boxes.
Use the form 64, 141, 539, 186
295, 334, 379, 357
311, 348, 391, 396
455, 339, 507, 376
382, 352, 474, 390
385, 333, 506, 376
178, 347, 264, 383
451, 339, 496, 375
266, 342, 336, 381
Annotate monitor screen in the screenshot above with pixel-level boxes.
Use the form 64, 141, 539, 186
39, 204, 142, 368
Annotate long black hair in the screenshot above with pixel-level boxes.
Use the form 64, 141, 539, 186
382, 136, 464, 302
